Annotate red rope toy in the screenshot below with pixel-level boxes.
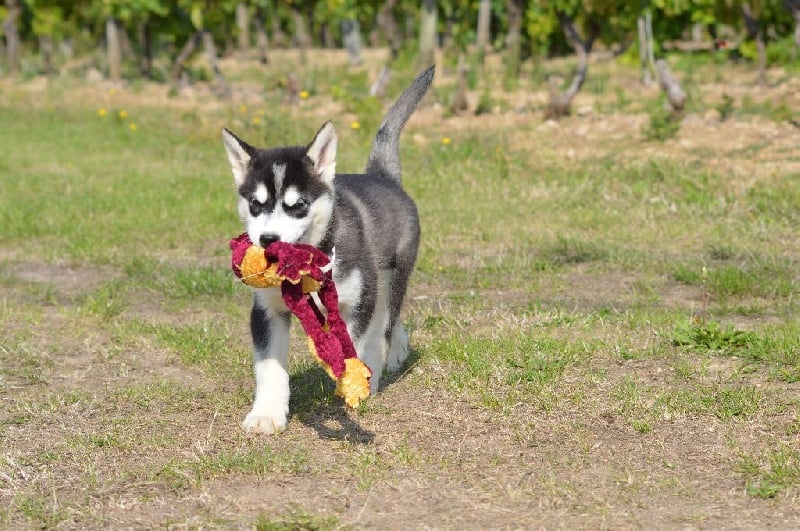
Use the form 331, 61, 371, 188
230, 233, 371, 407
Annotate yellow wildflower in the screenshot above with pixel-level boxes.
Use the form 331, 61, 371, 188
441, 137, 451, 145
252, 117, 261, 125
98, 108, 107, 117
239, 104, 247, 115
118, 110, 128, 119
350, 121, 360, 130
299, 90, 310, 99
129, 123, 137, 131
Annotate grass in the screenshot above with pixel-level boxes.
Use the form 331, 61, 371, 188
255, 504, 344, 530
643, 99, 682, 142
149, 321, 248, 374
739, 444, 800, 499
1, 52, 800, 528
672, 318, 800, 382
189, 444, 315, 479
426, 333, 588, 407
672, 260, 796, 300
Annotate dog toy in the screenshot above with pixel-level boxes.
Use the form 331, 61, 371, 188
229, 233, 371, 408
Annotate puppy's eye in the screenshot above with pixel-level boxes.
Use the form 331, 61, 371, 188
284, 198, 307, 210
249, 198, 265, 213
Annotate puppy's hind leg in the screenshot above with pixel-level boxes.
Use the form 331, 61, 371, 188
346, 269, 392, 395
386, 321, 409, 372
242, 289, 291, 435
384, 264, 413, 373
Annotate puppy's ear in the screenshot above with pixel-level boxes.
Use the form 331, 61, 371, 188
222, 128, 253, 187
306, 121, 337, 186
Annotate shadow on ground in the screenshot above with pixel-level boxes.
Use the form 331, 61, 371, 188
288, 347, 422, 444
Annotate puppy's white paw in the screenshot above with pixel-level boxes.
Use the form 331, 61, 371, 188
242, 410, 287, 435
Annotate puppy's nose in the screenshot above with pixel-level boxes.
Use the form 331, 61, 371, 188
259, 233, 280, 247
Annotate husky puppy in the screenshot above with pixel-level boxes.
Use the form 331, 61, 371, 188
222, 66, 434, 434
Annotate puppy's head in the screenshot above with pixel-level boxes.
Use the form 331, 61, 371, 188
222, 122, 337, 247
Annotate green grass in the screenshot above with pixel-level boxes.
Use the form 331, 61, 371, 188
643, 100, 682, 142
346, 446, 390, 492
739, 444, 800, 499
0, 103, 238, 263
12, 492, 69, 529
81, 280, 128, 320
540, 234, 610, 265
426, 333, 593, 411
654, 384, 768, 421
672, 260, 796, 300
672, 318, 754, 353
190, 445, 315, 479
148, 321, 251, 378
612, 373, 775, 428
672, 319, 800, 382
255, 504, 344, 530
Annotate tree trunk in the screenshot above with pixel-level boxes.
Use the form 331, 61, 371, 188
236, 3, 250, 56
170, 30, 203, 86
691, 22, 704, 42
254, 8, 270, 64
756, 32, 767, 85
271, 16, 288, 48
370, 65, 392, 97
795, 10, 800, 59
39, 36, 54, 75
138, 21, 153, 78
646, 11, 655, 67
785, 0, 800, 60
369, 25, 380, 48
441, 15, 454, 52
405, 11, 416, 42
377, 0, 401, 54
637, 17, 650, 84
119, 24, 134, 59
106, 18, 122, 82
637, 14, 654, 85
418, 0, 437, 68
476, 0, 492, 52
450, 53, 468, 113
321, 23, 335, 49
796, 11, 800, 60
504, 0, 523, 81
742, 3, 766, 85
755, 34, 766, 83
656, 59, 686, 112
342, 19, 363, 65
548, 12, 598, 118
286, 72, 299, 104
292, 7, 311, 64
222, 18, 235, 57
202, 30, 231, 98
4, 0, 22, 74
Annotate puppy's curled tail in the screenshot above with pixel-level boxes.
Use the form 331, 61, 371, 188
364, 65, 435, 183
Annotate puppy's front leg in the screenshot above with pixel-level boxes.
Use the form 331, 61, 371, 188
242, 289, 291, 434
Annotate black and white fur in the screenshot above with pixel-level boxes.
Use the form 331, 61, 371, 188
222, 66, 434, 434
